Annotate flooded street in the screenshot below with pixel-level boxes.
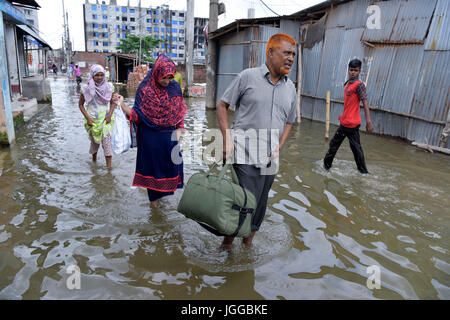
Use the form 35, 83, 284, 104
0, 77, 449, 299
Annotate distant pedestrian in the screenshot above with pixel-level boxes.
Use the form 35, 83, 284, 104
74, 65, 82, 85
52, 64, 58, 76
78, 64, 115, 170
323, 58, 374, 174
68, 62, 74, 78
173, 62, 183, 91
115, 54, 186, 208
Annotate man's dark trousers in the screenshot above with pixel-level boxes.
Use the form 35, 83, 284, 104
324, 125, 369, 174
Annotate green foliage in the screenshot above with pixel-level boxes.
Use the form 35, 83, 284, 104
116, 35, 162, 63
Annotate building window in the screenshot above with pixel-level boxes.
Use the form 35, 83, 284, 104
172, 45, 177, 49
179, 45, 184, 50
117, 42, 120, 46
154, 27, 159, 32
179, 53, 183, 57
130, 26, 135, 30
116, 16, 120, 20
160, 44, 164, 48
116, 7, 119, 12
92, 5, 97, 10
155, 35, 159, 39
172, 37, 177, 41
122, 8, 127, 13
154, 10, 158, 15
94, 32, 99, 37
161, 28, 164, 32
122, 26, 127, 30
179, 37, 184, 42
122, 17, 127, 21
173, 28, 177, 33
117, 34, 120, 38
103, 15, 107, 19
102, 24, 107, 28
101, 6, 107, 11
154, 19, 159, 23
93, 41, 99, 46
161, 36, 164, 40
130, 9, 135, 13
179, 21, 184, 26
116, 25, 120, 29
154, 52, 158, 57
172, 53, 177, 58
122, 34, 126, 38
103, 42, 108, 46
179, 29, 184, 34
147, 19, 151, 23
147, 27, 151, 31
103, 33, 108, 37
172, 21, 178, 25
130, 17, 135, 22
201, 52, 205, 56
147, 10, 151, 15
93, 23, 98, 28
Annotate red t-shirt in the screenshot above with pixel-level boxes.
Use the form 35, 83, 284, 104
339, 80, 367, 128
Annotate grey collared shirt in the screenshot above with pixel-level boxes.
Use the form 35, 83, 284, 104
221, 63, 297, 166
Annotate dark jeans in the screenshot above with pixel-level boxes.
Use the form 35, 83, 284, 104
324, 125, 369, 174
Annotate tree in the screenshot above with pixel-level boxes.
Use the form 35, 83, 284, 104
116, 35, 162, 63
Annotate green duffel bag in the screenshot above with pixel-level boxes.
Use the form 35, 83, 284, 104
177, 163, 256, 238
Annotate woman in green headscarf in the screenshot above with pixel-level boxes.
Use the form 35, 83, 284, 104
78, 64, 115, 170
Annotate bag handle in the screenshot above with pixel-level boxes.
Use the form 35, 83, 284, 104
207, 161, 239, 184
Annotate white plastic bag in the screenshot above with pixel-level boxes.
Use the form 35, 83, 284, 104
111, 105, 131, 154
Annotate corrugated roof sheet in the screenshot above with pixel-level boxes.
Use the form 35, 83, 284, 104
424, 0, 450, 50
325, 0, 372, 30
361, 0, 437, 44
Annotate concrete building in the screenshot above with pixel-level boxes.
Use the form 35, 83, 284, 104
83, 0, 208, 64
0, 0, 52, 146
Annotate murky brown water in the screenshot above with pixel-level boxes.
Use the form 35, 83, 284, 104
0, 78, 449, 299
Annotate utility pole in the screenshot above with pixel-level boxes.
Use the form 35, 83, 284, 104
185, 0, 194, 94
205, 0, 218, 109
61, 0, 66, 69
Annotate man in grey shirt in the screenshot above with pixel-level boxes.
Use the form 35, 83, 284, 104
217, 33, 297, 250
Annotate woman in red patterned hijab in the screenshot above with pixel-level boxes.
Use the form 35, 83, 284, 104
115, 54, 187, 207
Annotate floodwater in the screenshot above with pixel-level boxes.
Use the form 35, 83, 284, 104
0, 78, 449, 300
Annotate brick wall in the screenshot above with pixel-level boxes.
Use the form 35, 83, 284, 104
126, 65, 150, 94
72, 51, 108, 76
176, 64, 206, 84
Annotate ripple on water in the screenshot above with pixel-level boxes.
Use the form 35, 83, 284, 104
179, 213, 293, 273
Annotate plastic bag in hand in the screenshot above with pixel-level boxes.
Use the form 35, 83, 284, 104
111, 106, 131, 154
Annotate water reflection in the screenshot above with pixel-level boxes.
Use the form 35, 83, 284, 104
0, 78, 449, 300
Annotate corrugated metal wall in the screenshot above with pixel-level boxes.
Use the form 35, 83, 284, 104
215, 0, 449, 148
299, 0, 449, 147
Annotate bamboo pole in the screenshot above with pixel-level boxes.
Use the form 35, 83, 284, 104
296, 43, 302, 123
325, 90, 330, 140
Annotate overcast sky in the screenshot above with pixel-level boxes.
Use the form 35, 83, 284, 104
37, 0, 324, 50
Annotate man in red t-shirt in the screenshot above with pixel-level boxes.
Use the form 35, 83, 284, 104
323, 59, 374, 174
